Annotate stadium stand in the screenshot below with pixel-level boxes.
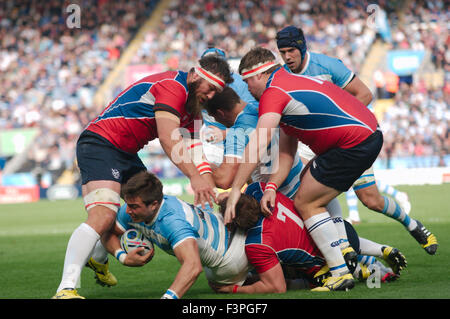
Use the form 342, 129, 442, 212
0, 0, 447, 196
0, 0, 160, 184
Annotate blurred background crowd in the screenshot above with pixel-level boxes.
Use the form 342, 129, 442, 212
0, 0, 448, 189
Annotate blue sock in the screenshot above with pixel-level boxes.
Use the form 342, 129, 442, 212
381, 196, 416, 231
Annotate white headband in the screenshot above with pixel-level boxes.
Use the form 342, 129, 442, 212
195, 67, 225, 91
240, 61, 276, 80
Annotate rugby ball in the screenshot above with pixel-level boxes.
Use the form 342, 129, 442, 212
120, 228, 154, 255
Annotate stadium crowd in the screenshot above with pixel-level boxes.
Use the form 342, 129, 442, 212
134, 0, 448, 172
0, 0, 159, 181
378, 81, 449, 167
375, 0, 449, 167
133, 0, 376, 75
0, 0, 448, 185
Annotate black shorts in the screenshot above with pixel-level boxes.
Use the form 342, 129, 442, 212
344, 220, 360, 253
76, 130, 146, 185
309, 130, 383, 192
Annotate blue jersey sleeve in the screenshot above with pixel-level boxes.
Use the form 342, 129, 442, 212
319, 54, 354, 88
230, 73, 257, 104
223, 103, 258, 158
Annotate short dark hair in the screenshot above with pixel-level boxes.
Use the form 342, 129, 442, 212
218, 194, 262, 231
204, 86, 240, 116
121, 171, 163, 206
238, 47, 280, 77
198, 55, 234, 85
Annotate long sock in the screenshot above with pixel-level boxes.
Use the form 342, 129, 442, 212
90, 240, 108, 264
381, 196, 417, 231
376, 180, 398, 197
345, 188, 360, 222
304, 212, 349, 277
357, 255, 392, 275
359, 237, 383, 257
57, 223, 100, 292
357, 254, 377, 267
326, 198, 350, 249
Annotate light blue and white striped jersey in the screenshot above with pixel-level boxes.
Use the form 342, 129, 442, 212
224, 102, 303, 199
116, 195, 230, 268
283, 51, 354, 88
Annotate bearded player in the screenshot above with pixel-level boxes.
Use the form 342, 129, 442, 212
53, 55, 233, 299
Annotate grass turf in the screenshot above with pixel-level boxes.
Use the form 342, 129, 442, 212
0, 184, 449, 300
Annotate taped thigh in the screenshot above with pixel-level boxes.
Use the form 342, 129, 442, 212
83, 188, 121, 213
352, 166, 376, 190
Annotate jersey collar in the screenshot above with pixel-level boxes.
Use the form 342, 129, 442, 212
145, 197, 165, 226
297, 51, 310, 75
266, 66, 282, 88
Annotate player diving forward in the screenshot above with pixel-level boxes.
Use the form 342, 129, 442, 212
52, 55, 233, 299
101, 171, 251, 299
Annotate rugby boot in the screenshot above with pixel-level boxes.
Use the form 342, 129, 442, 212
409, 220, 438, 255
342, 246, 358, 274
86, 258, 118, 287
311, 273, 355, 292
52, 289, 85, 299
381, 246, 407, 274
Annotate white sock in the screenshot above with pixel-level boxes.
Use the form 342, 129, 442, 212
57, 223, 100, 292
90, 240, 109, 264
346, 189, 360, 221
304, 212, 349, 277
359, 237, 383, 257
326, 198, 350, 249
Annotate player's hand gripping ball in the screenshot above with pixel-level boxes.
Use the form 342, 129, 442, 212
120, 229, 154, 256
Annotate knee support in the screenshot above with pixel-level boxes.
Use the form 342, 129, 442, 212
83, 188, 121, 213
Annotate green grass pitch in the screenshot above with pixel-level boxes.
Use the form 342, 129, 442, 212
0, 183, 449, 299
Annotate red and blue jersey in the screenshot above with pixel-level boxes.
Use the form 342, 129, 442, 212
244, 182, 324, 276
258, 68, 379, 155
86, 71, 200, 154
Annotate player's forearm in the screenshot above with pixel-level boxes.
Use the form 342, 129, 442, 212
212, 160, 239, 189
101, 231, 121, 257
356, 89, 373, 106
159, 134, 200, 179
231, 161, 258, 190
269, 132, 296, 187
234, 279, 286, 294
156, 111, 202, 179
230, 129, 267, 190
345, 77, 373, 106
268, 151, 294, 188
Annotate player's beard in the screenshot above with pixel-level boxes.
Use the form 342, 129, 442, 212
186, 80, 202, 117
